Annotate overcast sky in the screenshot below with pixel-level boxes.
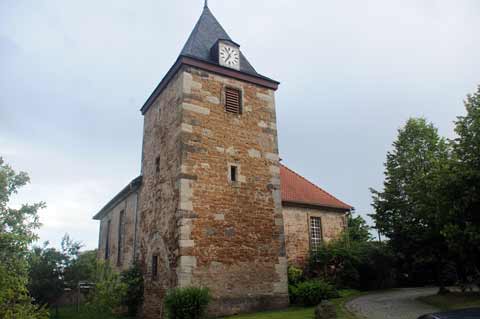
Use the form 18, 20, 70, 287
1, 0, 479, 249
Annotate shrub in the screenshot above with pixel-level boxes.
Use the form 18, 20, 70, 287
288, 283, 300, 304
121, 263, 144, 316
164, 287, 210, 319
356, 242, 397, 290
288, 266, 303, 285
294, 280, 338, 306
308, 238, 361, 289
307, 235, 397, 290
87, 262, 127, 315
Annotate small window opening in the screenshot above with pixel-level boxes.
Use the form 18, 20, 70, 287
230, 165, 238, 182
117, 210, 125, 266
225, 87, 242, 114
155, 156, 160, 173
152, 255, 158, 280
105, 220, 111, 260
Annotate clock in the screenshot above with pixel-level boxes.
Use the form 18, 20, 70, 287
219, 43, 240, 70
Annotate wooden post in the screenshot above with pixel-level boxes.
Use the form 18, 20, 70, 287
76, 283, 80, 313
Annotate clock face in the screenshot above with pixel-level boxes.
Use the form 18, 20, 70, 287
219, 45, 240, 69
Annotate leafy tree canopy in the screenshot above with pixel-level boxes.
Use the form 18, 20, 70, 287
370, 118, 451, 286
27, 234, 97, 307
347, 213, 373, 242
443, 86, 480, 280
0, 157, 48, 319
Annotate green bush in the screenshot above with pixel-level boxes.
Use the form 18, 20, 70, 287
87, 262, 127, 315
307, 235, 397, 290
288, 283, 300, 304
293, 280, 338, 306
121, 263, 144, 316
356, 242, 397, 290
307, 236, 361, 289
164, 287, 210, 319
288, 266, 303, 285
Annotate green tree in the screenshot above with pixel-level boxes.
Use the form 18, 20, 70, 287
64, 249, 97, 287
444, 85, 480, 282
0, 157, 48, 319
27, 243, 65, 306
27, 234, 93, 307
370, 118, 451, 288
347, 213, 373, 242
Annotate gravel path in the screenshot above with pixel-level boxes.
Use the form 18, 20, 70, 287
346, 287, 440, 319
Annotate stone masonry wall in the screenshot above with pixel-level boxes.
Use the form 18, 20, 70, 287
97, 191, 138, 272
282, 205, 347, 267
177, 66, 289, 317
138, 70, 184, 319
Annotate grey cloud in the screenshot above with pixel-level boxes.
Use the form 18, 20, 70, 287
1, 0, 479, 248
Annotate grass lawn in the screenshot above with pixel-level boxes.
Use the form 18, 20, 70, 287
50, 290, 363, 319
49, 305, 130, 319
418, 292, 480, 311
224, 290, 363, 319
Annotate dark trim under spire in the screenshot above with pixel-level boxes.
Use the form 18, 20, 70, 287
140, 56, 279, 114
139, 4, 280, 115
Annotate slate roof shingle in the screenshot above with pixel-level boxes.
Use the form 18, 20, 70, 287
280, 164, 353, 210
180, 6, 258, 75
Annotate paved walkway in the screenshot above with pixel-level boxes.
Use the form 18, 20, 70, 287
346, 287, 440, 319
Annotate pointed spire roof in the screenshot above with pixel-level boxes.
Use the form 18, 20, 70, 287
180, 5, 258, 75
140, 4, 279, 115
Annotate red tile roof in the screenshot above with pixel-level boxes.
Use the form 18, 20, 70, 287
280, 164, 352, 210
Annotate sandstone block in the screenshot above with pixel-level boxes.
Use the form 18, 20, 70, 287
265, 153, 279, 161
206, 96, 220, 104
258, 120, 268, 128
182, 102, 210, 115
179, 240, 195, 248
214, 214, 225, 221
181, 123, 193, 133
248, 149, 261, 158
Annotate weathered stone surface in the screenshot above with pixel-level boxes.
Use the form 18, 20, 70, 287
97, 191, 138, 272
137, 69, 185, 319
315, 300, 337, 319
179, 65, 288, 315
265, 152, 279, 161
182, 102, 210, 115
97, 64, 293, 318
206, 95, 220, 104
214, 213, 225, 221
248, 148, 261, 158
282, 205, 347, 267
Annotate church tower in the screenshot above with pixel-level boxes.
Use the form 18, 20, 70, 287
137, 4, 288, 317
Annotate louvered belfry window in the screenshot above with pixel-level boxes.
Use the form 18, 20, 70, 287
225, 87, 242, 114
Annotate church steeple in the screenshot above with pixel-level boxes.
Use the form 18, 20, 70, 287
179, 4, 258, 75
141, 3, 279, 115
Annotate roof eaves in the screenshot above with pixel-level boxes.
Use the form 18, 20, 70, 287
92, 176, 143, 220
282, 200, 353, 212
280, 164, 353, 210
140, 56, 183, 114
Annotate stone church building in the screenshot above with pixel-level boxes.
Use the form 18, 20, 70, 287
93, 4, 352, 318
